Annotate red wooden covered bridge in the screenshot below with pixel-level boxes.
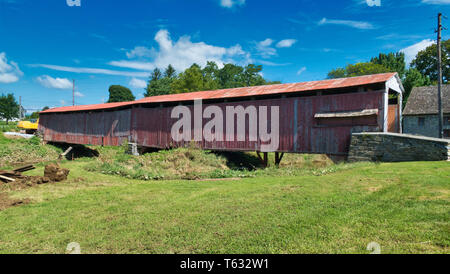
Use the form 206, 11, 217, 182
38, 73, 404, 158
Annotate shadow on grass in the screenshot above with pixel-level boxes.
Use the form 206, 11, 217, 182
49, 143, 99, 160
212, 151, 264, 171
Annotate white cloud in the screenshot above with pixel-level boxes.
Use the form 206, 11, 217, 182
318, 18, 374, 29
297, 67, 307, 76
74, 91, 84, 97
0, 52, 23, 83
129, 78, 147, 89
220, 0, 245, 8
400, 39, 435, 65
36, 75, 73, 89
256, 60, 291, 66
422, 0, 450, 4
109, 29, 251, 72
30, 64, 150, 77
109, 60, 155, 71
256, 38, 277, 58
276, 39, 297, 48
126, 46, 155, 59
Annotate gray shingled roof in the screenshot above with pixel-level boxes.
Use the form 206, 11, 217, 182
403, 85, 450, 115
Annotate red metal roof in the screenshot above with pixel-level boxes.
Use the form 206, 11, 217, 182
41, 73, 397, 114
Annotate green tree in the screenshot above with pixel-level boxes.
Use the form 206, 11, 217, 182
327, 68, 347, 79
146, 62, 280, 95
0, 93, 19, 124
29, 111, 40, 119
42, 106, 50, 111
328, 62, 391, 79
370, 52, 406, 78
107, 85, 135, 103
145, 65, 178, 97
164, 64, 176, 79
171, 64, 206, 93
241, 64, 267, 86
402, 68, 432, 108
217, 63, 245, 88
202, 61, 220, 90
411, 39, 449, 83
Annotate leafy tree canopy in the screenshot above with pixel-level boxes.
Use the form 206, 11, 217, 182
402, 68, 431, 108
371, 52, 406, 79
327, 51, 438, 109
144, 62, 280, 97
107, 85, 135, 103
411, 39, 449, 83
0, 93, 19, 124
327, 62, 392, 79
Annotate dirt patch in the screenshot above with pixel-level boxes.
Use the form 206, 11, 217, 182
0, 193, 31, 211
0, 174, 51, 191
0, 163, 71, 195
367, 186, 383, 193
44, 164, 70, 182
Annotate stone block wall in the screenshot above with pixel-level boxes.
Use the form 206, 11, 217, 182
348, 132, 450, 162
404, 114, 450, 139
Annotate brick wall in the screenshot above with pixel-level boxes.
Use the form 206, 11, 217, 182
348, 132, 450, 162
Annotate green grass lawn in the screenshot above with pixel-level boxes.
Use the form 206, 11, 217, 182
0, 160, 448, 254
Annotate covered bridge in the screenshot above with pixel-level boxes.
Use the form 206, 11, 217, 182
38, 73, 404, 156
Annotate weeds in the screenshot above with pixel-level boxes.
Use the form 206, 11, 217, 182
84, 144, 344, 181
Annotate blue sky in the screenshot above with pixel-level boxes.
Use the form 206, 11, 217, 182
0, 0, 449, 113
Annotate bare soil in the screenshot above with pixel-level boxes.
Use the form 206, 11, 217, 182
0, 164, 71, 210
0, 193, 31, 211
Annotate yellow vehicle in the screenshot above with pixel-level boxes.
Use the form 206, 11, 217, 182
17, 119, 39, 134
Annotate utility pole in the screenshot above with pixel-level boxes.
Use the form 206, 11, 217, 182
437, 13, 444, 139
72, 79, 75, 106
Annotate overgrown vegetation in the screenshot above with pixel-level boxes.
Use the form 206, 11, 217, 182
84, 143, 341, 180
0, 121, 19, 133
0, 133, 62, 168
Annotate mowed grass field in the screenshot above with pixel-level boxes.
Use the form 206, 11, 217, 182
0, 159, 448, 254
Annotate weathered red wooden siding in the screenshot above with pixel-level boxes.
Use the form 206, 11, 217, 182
128, 90, 383, 155
39, 89, 384, 155
39, 109, 131, 147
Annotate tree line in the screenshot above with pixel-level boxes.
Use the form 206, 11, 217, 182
107, 62, 280, 102
327, 39, 449, 107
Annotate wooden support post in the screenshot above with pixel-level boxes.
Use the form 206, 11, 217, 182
275, 152, 285, 166
58, 146, 73, 160
256, 151, 269, 167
